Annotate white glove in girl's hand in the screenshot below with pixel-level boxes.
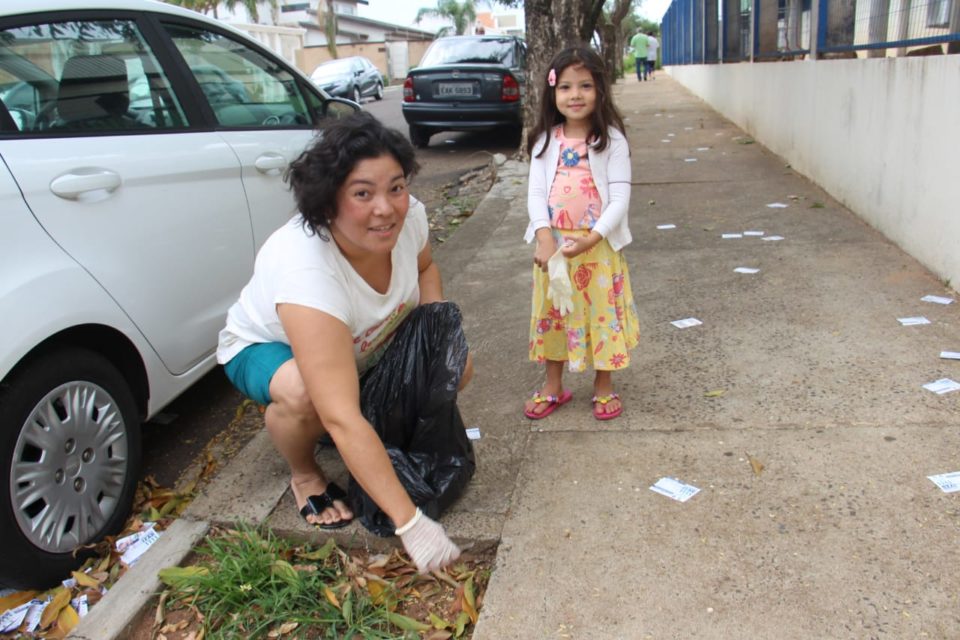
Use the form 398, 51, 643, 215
547, 247, 575, 317
396, 508, 461, 573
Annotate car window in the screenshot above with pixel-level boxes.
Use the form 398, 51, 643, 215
420, 38, 517, 67
0, 19, 186, 134
163, 23, 311, 128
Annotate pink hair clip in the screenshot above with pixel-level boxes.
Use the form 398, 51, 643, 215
547, 68, 556, 87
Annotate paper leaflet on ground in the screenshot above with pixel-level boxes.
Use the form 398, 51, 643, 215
71, 594, 88, 618
119, 525, 161, 566
766, 202, 788, 208
762, 235, 784, 241
743, 230, 764, 236
734, 267, 760, 274
656, 224, 676, 230
928, 471, 960, 493
650, 477, 701, 502
923, 378, 960, 395
671, 317, 702, 329
941, 351, 960, 360
921, 295, 954, 305
898, 317, 930, 326
721, 233, 742, 239
465, 427, 481, 440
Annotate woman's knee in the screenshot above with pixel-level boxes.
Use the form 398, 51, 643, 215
268, 360, 316, 421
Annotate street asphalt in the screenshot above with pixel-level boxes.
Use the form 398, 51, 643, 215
71, 73, 960, 640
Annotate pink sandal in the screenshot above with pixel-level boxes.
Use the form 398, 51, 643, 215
524, 389, 573, 420
592, 393, 623, 421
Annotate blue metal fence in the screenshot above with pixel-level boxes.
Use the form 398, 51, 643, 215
662, 0, 959, 63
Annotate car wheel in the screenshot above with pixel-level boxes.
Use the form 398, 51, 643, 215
410, 125, 431, 149
0, 348, 141, 589
375, 82, 384, 100
352, 86, 362, 104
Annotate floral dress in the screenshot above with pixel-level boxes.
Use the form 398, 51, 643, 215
529, 126, 640, 372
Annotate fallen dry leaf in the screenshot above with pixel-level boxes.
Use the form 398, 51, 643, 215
704, 389, 725, 398
746, 453, 765, 476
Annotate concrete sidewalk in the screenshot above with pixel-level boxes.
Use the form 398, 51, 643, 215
72, 74, 960, 639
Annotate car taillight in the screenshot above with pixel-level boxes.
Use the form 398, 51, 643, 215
403, 76, 415, 102
501, 74, 520, 102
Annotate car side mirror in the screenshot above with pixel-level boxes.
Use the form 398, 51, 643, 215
324, 96, 360, 118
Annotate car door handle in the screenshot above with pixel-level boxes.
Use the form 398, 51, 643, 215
49, 169, 122, 200
254, 153, 288, 173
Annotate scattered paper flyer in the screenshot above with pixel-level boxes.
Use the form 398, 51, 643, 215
766, 202, 789, 208
71, 594, 89, 618
762, 235, 785, 241
684, 158, 698, 162
671, 317, 702, 329
120, 526, 161, 566
661, 139, 671, 143
684, 126, 693, 130
922, 295, 954, 305
721, 233, 743, 239
923, 378, 960, 395
734, 267, 760, 274
928, 471, 960, 493
667, 132, 676, 136
743, 230, 764, 236
0, 603, 29, 634
696, 147, 710, 151
941, 351, 960, 360
650, 477, 701, 502
898, 316, 931, 326
465, 427, 481, 440
657, 224, 676, 230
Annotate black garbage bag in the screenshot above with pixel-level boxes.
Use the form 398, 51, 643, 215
348, 301, 476, 536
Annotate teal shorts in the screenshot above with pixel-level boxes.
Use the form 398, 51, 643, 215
222, 342, 293, 406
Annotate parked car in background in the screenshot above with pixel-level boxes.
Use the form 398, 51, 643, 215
401, 35, 527, 148
0, 0, 359, 589
310, 56, 384, 104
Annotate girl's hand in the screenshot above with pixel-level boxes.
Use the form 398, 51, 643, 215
560, 232, 601, 259
533, 231, 556, 272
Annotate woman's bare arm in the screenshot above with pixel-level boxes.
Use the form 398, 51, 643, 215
278, 303, 417, 528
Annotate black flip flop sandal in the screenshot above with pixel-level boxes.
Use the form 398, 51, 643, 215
298, 481, 353, 530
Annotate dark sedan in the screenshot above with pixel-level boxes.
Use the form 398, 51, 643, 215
402, 35, 526, 148
310, 56, 384, 104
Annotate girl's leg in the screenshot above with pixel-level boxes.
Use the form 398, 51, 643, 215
593, 369, 622, 417
266, 359, 353, 527
524, 359, 566, 417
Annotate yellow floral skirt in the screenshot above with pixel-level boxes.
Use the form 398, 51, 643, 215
529, 229, 641, 372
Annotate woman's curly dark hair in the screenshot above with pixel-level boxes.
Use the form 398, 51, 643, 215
285, 111, 420, 236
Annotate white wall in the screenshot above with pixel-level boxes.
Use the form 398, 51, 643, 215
669, 56, 960, 289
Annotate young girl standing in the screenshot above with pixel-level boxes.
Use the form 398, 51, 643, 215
523, 46, 640, 421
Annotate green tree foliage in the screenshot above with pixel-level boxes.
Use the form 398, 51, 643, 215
162, 0, 276, 22
416, 0, 478, 36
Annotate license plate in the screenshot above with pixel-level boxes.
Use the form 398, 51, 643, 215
438, 82, 473, 97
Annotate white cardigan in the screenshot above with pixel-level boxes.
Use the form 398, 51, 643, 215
524, 126, 633, 251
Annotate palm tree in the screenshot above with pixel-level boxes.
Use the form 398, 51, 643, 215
162, 0, 276, 22
415, 0, 477, 36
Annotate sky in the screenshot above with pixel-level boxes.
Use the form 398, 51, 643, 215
357, 0, 670, 29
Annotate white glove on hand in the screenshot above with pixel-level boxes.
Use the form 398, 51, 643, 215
396, 508, 461, 573
546, 247, 575, 317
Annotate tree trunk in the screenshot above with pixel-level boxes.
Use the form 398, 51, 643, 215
323, 0, 338, 59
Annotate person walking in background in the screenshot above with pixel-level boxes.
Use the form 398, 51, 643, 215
630, 28, 650, 81
646, 31, 659, 80
523, 47, 641, 422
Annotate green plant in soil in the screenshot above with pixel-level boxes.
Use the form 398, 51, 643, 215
158, 524, 487, 639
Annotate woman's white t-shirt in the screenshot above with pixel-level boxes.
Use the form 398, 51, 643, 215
217, 199, 429, 373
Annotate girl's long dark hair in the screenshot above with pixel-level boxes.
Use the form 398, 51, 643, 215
527, 46, 627, 158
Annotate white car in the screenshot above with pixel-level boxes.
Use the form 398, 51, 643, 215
0, 0, 358, 588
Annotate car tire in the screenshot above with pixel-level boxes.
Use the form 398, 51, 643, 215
409, 125, 431, 149
352, 86, 361, 104
375, 82, 384, 100
0, 348, 142, 589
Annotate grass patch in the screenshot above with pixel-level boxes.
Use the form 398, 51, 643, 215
149, 524, 491, 639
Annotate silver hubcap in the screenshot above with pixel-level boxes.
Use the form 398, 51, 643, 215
12, 381, 129, 553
